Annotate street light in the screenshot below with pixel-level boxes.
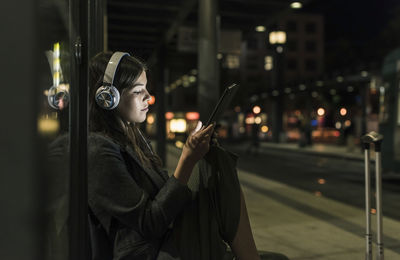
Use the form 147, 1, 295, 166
269, 31, 287, 45
255, 25, 266, 32
253, 105, 261, 114
290, 2, 302, 9
340, 108, 347, 116
317, 108, 325, 116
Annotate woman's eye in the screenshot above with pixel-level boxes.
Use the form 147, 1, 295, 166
133, 90, 142, 95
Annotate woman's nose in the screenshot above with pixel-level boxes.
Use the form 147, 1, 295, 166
143, 90, 151, 102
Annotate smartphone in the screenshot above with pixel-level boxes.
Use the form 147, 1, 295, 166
205, 83, 240, 127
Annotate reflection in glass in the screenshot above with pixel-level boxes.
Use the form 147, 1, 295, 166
39, 1, 71, 259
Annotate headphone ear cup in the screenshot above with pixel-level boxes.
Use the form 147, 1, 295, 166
95, 85, 120, 110
48, 85, 70, 110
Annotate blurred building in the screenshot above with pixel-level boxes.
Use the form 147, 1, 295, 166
239, 13, 324, 89
278, 13, 324, 82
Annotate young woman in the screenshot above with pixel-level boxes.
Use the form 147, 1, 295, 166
88, 51, 261, 260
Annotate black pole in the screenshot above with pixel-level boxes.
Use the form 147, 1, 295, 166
272, 46, 284, 143
198, 0, 220, 123
69, 0, 89, 259
88, 0, 105, 58
361, 82, 369, 136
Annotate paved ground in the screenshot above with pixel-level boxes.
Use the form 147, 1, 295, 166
158, 141, 400, 260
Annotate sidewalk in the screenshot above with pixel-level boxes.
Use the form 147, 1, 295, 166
228, 140, 369, 161
163, 143, 400, 260
264, 141, 365, 160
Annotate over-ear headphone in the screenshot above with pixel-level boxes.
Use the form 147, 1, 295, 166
45, 50, 70, 110
95, 52, 130, 110
48, 84, 70, 110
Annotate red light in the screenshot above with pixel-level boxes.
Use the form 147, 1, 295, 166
246, 113, 255, 118
334, 131, 340, 137
165, 112, 174, 120
148, 95, 156, 105
186, 112, 199, 120
287, 117, 298, 124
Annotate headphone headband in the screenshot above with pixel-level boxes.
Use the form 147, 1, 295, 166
95, 52, 129, 110
103, 52, 130, 86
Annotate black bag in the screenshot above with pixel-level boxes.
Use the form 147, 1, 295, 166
88, 207, 113, 260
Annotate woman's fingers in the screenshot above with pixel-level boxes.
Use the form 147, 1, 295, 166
192, 120, 203, 134
197, 123, 215, 137
189, 136, 198, 148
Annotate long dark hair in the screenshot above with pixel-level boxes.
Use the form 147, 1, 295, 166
89, 51, 162, 170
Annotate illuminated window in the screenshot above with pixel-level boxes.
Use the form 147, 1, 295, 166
224, 54, 240, 69
264, 56, 273, 71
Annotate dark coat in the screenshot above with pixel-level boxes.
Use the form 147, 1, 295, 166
88, 133, 192, 260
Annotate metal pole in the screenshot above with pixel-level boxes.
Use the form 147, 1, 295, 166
363, 143, 372, 260
375, 143, 384, 260
88, 0, 105, 58
361, 131, 384, 260
69, 0, 89, 259
272, 46, 284, 143
197, 0, 219, 123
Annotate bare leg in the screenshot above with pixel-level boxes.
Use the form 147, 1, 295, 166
230, 187, 260, 260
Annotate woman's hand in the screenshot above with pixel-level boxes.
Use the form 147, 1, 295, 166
181, 121, 215, 164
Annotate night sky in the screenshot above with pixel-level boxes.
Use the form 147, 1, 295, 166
303, 0, 400, 72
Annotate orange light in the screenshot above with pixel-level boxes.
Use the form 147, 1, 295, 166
253, 106, 261, 114
261, 125, 269, 133
314, 191, 322, 197
317, 108, 325, 116
148, 95, 156, 105
165, 112, 174, 120
245, 117, 255, 124
344, 120, 351, 127
371, 208, 376, 214
147, 114, 155, 124
175, 140, 184, 149
340, 108, 347, 116
317, 178, 326, 184
185, 112, 199, 120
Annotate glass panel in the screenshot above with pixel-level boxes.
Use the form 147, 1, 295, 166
39, 1, 71, 259
395, 81, 400, 159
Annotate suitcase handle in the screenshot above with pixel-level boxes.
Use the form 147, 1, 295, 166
362, 131, 384, 260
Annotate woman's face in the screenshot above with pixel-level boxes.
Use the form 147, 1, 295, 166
117, 70, 151, 124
